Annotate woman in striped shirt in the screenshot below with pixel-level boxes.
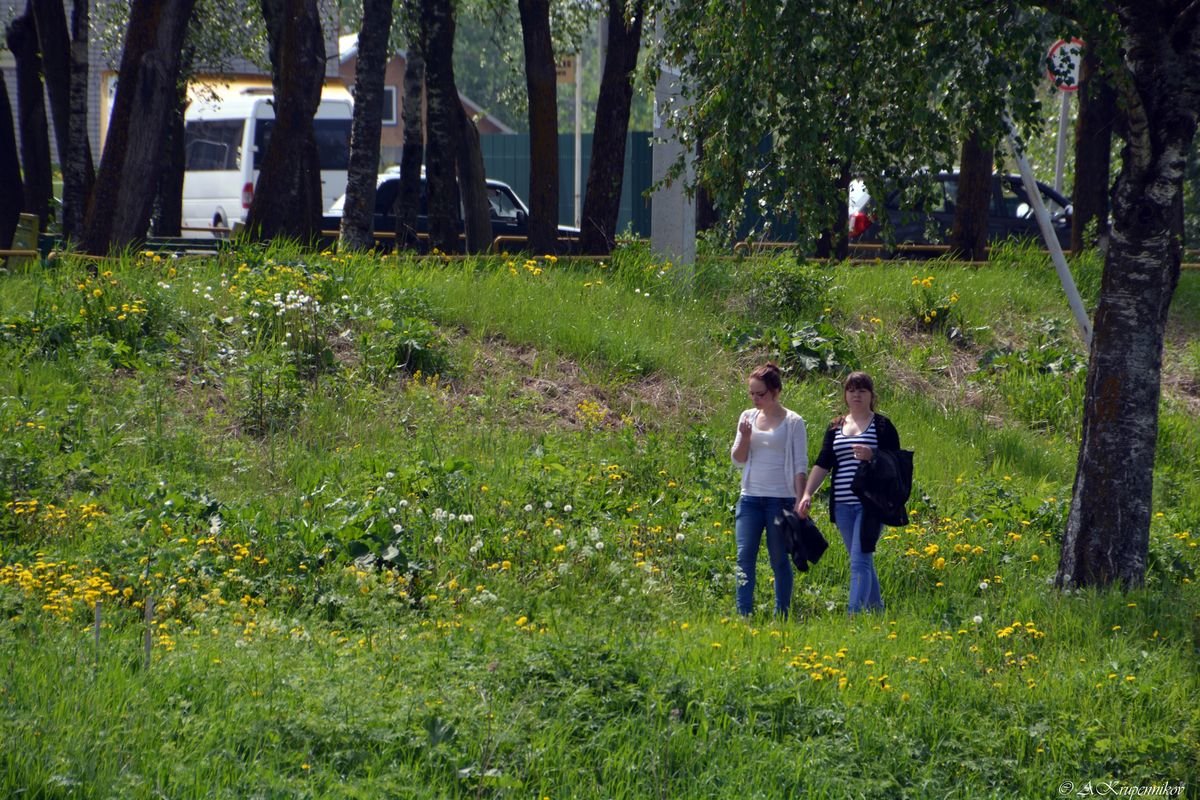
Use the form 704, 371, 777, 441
798, 371, 901, 614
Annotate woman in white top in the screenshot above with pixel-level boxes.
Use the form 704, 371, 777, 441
730, 363, 808, 617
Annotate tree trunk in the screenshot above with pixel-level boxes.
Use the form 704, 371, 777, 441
30, 0, 73, 168
422, 0, 462, 253
457, 107, 492, 253
339, 0, 394, 252
6, 7, 52, 229
948, 129, 991, 261
151, 74, 188, 237
31, 0, 94, 237
62, 0, 94, 240
0, 72, 22, 251
1057, 5, 1197, 590
814, 162, 851, 260
1071, 47, 1116, 253
695, 139, 717, 234
81, 0, 196, 255
580, 0, 646, 255
394, 47, 425, 250
517, 0, 558, 255
245, 0, 326, 242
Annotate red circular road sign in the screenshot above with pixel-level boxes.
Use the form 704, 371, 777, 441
1046, 38, 1085, 92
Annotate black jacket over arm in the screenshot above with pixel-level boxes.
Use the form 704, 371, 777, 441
813, 413, 901, 554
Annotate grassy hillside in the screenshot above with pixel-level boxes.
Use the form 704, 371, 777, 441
1, 243, 1197, 798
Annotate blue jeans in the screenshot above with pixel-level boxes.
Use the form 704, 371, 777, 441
834, 502, 884, 614
735, 495, 794, 617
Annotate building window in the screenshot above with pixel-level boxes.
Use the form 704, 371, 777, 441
382, 86, 398, 126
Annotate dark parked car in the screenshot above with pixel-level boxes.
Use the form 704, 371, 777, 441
322, 168, 580, 251
848, 172, 1073, 251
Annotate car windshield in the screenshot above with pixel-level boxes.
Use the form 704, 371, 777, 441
488, 186, 523, 220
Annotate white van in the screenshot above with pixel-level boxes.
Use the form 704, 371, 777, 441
181, 86, 353, 236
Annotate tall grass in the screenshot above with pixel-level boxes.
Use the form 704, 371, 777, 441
0, 244, 1196, 798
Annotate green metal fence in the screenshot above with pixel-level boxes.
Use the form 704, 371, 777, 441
480, 132, 652, 237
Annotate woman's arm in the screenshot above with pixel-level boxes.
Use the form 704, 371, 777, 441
731, 412, 752, 465
798, 465, 829, 518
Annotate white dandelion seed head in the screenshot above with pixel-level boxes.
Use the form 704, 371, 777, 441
563, 504, 573, 513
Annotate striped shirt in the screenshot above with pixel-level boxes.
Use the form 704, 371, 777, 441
831, 418, 878, 505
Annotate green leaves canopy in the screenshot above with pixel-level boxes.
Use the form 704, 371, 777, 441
659, 0, 1058, 244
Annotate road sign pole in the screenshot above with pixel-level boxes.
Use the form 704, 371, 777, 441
1006, 112, 1092, 348
1054, 91, 1070, 195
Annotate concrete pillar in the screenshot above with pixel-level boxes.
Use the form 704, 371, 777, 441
650, 21, 695, 269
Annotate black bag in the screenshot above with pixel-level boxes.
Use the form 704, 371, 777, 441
850, 448, 914, 527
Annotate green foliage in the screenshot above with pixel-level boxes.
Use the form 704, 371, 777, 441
660, 0, 1052, 242
905, 271, 964, 336
734, 319, 856, 377
975, 318, 1087, 435
739, 256, 835, 321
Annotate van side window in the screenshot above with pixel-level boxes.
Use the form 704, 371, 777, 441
252, 119, 351, 170
184, 120, 243, 170
314, 120, 351, 170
